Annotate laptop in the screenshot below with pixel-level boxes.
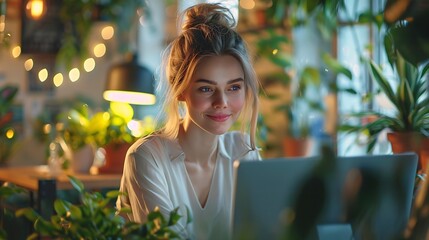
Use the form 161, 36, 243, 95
231, 152, 418, 240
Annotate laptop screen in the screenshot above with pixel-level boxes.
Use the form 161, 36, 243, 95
231, 153, 418, 240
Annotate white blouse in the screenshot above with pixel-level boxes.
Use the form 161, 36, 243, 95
116, 131, 260, 240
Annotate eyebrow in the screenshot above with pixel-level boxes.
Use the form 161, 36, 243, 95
195, 78, 244, 85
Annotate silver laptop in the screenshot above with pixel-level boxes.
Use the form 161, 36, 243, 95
231, 152, 418, 240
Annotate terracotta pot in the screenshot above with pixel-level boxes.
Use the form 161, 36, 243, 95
283, 136, 309, 157
387, 132, 429, 172
98, 142, 132, 174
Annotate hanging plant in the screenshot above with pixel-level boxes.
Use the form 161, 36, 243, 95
57, 0, 149, 70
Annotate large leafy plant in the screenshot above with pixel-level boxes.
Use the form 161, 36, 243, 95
340, 54, 429, 151
16, 175, 189, 239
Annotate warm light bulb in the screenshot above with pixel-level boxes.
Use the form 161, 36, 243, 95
6, 129, 14, 139
12, 46, 21, 58
24, 59, 34, 71
101, 26, 114, 40
93, 43, 106, 58
53, 73, 63, 87
84, 58, 95, 72
38, 68, 48, 82
69, 68, 80, 82
26, 0, 46, 20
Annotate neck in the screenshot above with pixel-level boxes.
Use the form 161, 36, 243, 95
179, 119, 218, 165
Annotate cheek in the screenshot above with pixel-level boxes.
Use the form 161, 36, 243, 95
187, 95, 210, 110
229, 94, 245, 112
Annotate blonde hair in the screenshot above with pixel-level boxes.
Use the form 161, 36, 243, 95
156, 3, 260, 149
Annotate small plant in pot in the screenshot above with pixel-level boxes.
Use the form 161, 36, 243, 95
58, 102, 109, 173
95, 102, 155, 174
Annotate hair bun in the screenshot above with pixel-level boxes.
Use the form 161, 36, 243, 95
181, 3, 236, 31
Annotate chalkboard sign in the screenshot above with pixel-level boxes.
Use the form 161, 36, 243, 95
21, 0, 63, 54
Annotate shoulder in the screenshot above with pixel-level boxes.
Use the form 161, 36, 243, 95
126, 134, 181, 166
219, 131, 260, 161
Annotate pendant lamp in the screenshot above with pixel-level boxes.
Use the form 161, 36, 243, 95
103, 53, 156, 105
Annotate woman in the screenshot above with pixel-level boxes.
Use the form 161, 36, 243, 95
116, 3, 260, 239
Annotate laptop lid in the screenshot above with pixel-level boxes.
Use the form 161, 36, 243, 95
231, 152, 418, 240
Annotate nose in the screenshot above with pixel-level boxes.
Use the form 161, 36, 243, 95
213, 91, 227, 109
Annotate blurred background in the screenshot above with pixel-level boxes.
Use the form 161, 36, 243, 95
1, 0, 428, 167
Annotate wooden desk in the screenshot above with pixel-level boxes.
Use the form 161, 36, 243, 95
0, 165, 122, 218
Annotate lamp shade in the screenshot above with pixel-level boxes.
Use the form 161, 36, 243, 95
104, 54, 156, 105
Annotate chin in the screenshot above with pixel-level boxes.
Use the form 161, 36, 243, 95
204, 125, 232, 136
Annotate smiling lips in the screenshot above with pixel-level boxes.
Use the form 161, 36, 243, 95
206, 114, 232, 122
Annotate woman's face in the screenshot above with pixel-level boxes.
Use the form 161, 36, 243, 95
181, 55, 245, 135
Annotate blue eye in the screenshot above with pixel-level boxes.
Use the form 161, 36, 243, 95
230, 85, 242, 91
199, 87, 212, 92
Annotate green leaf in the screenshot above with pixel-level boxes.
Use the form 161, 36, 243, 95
106, 190, 122, 199
54, 199, 71, 216
167, 207, 181, 226
339, 87, 358, 94
300, 67, 321, 86
368, 60, 399, 109
15, 207, 39, 221
69, 204, 83, 219
68, 175, 84, 193
420, 62, 429, 79
322, 53, 352, 79
186, 206, 193, 225
34, 218, 56, 235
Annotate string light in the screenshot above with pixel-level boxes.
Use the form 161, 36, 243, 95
84, 58, 96, 72
24, 59, 34, 71
69, 68, 80, 82
53, 73, 64, 87
38, 68, 48, 82
12, 46, 21, 58
93, 43, 106, 58
101, 26, 114, 40
9, 24, 114, 87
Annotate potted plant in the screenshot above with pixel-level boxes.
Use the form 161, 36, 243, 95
264, 69, 317, 157
15, 175, 189, 239
58, 102, 108, 173
340, 53, 429, 171
335, 0, 429, 172
95, 102, 155, 174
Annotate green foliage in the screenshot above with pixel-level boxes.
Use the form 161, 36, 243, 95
58, 101, 152, 151
0, 183, 27, 239
0, 85, 18, 164
16, 175, 188, 240
58, 102, 107, 151
57, 0, 149, 70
